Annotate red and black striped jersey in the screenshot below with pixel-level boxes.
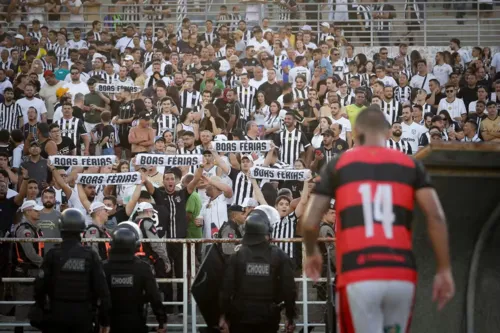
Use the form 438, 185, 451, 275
314, 146, 432, 287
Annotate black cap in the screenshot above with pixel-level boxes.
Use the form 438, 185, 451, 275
228, 205, 245, 212
30, 140, 40, 147
139, 111, 151, 120
37, 123, 50, 138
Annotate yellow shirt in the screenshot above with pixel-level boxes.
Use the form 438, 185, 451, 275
480, 116, 500, 142
346, 104, 366, 137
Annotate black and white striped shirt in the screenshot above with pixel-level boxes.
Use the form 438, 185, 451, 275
155, 113, 177, 137
317, 33, 332, 44
381, 99, 402, 125
278, 0, 295, 21
278, 128, 310, 165
402, 68, 413, 81
0, 102, 22, 132
87, 70, 106, 80
57, 117, 87, 151
386, 138, 412, 154
343, 57, 355, 65
338, 94, 354, 107
46, 40, 57, 51
177, 146, 202, 174
143, 51, 153, 64
0, 60, 13, 70
53, 43, 70, 65
102, 73, 119, 84
180, 90, 201, 110
272, 212, 298, 258
273, 54, 287, 75
394, 85, 412, 104
357, 4, 372, 29
40, 58, 53, 71
236, 85, 256, 114
227, 74, 240, 88
229, 168, 253, 206
29, 31, 43, 40
202, 31, 217, 45
293, 87, 310, 105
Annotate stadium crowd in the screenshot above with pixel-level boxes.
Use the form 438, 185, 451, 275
0, 2, 499, 330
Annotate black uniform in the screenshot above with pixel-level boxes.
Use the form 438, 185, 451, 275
220, 243, 297, 333
103, 253, 167, 332
33, 239, 111, 333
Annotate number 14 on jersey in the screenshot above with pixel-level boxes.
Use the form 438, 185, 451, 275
358, 183, 396, 239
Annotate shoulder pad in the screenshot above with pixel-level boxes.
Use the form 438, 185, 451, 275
23, 229, 32, 238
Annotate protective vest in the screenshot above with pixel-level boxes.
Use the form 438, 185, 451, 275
51, 244, 94, 302
15, 222, 44, 267
103, 257, 149, 320
230, 244, 282, 324
135, 218, 159, 263
84, 225, 111, 260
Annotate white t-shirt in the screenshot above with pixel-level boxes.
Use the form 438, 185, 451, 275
63, 81, 90, 102
491, 52, 500, 73
12, 144, 24, 169
248, 38, 271, 53
68, 188, 93, 226
468, 100, 487, 113
69, 0, 84, 22
330, 116, 352, 141
288, 66, 311, 87
379, 75, 398, 88
410, 73, 436, 94
401, 121, 427, 154
438, 98, 467, 119
115, 37, 145, 53
432, 64, 453, 86
201, 194, 229, 239
16, 97, 47, 122
249, 78, 266, 90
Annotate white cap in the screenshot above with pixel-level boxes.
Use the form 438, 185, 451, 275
20, 200, 43, 212
15, 34, 24, 40
300, 25, 312, 31
241, 154, 254, 162
242, 198, 259, 208
136, 202, 158, 214
325, 36, 335, 41
124, 55, 134, 61
92, 53, 107, 62
321, 22, 330, 28
89, 202, 112, 214
214, 134, 228, 141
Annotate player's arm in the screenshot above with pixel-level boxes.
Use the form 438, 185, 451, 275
302, 159, 338, 257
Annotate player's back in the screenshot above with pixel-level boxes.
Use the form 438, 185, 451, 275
326, 146, 428, 287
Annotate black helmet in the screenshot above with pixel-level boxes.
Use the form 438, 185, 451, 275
110, 227, 140, 253
60, 208, 86, 233
242, 205, 278, 245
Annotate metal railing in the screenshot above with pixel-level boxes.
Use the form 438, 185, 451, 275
0, 237, 335, 332
1, 1, 498, 46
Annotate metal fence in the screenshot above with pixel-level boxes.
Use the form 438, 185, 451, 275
0, 237, 335, 332
1, 1, 499, 46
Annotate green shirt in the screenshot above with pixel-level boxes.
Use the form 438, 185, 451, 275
200, 79, 225, 92
186, 191, 203, 238
84, 92, 106, 124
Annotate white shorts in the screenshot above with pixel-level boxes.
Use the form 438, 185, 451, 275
337, 280, 415, 333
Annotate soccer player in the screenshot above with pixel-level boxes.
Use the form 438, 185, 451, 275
301, 105, 455, 333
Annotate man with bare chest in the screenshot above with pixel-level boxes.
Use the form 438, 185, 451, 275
128, 111, 155, 155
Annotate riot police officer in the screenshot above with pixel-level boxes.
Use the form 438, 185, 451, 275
219, 205, 297, 333
33, 208, 111, 333
14, 200, 44, 333
84, 202, 112, 260
217, 205, 246, 259
102, 226, 167, 333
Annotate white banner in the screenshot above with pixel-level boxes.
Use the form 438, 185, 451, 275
95, 83, 142, 94
250, 166, 311, 181
76, 172, 141, 185
214, 140, 272, 153
136, 154, 203, 167
49, 155, 116, 167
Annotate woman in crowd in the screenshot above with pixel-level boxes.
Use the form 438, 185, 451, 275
252, 91, 270, 126
263, 101, 284, 139
311, 117, 333, 149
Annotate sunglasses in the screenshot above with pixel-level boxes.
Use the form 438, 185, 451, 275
446, 90, 454, 93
